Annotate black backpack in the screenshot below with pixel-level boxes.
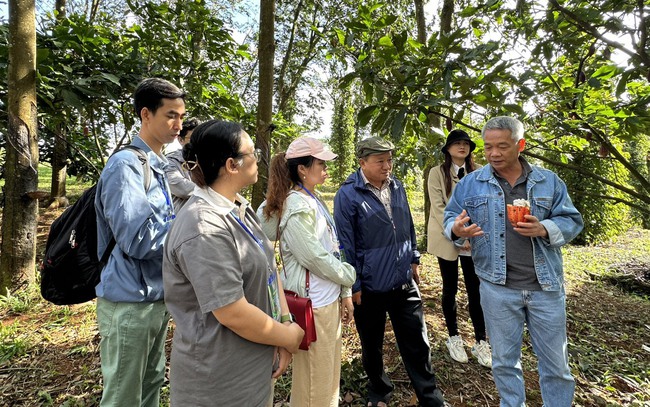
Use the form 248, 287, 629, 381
40, 146, 151, 305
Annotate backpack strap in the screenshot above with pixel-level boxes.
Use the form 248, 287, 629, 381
100, 145, 152, 263
120, 145, 151, 191
101, 238, 117, 264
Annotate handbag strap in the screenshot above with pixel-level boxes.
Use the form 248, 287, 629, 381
276, 220, 310, 296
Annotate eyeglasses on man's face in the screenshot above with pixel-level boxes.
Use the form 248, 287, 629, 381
239, 148, 262, 162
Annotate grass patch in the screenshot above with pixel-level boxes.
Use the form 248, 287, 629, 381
0, 284, 40, 315
0, 322, 31, 363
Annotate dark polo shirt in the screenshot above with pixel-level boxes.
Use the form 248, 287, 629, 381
494, 158, 542, 291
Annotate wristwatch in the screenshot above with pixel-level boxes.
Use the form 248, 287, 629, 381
280, 314, 294, 323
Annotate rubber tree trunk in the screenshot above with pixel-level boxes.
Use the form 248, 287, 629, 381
252, 0, 276, 209
49, 0, 69, 209
1, 0, 39, 293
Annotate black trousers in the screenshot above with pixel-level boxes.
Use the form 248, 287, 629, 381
437, 256, 486, 342
353, 283, 445, 407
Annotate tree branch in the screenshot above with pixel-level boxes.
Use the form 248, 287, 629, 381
523, 149, 650, 205
548, 0, 650, 69
570, 190, 650, 215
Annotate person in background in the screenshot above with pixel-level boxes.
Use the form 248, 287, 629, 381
95, 77, 186, 407
444, 116, 583, 406
257, 137, 356, 407
165, 117, 200, 212
163, 120, 304, 407
334, 137, 447, 407
427, 129, 491, 368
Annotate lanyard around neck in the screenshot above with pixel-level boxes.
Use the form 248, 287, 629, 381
297, 184, 341, 250
156, 173, 175, 222
230, 212, 265, 252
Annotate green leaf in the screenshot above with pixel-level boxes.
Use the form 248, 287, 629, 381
36, 48, 50, 63
391, 108, 408, 138
339, 72, 358, 89
377, 36, 393, 47
358, 105, 379, 127
615, 71, 631, 97
61, 89, 83, 110
503, 104, 525, 115
591, 65, 622, 80
460, 6, 478, 17
587, 77, 602, 89
334, 28, 346, 46
100, 73, 121, 86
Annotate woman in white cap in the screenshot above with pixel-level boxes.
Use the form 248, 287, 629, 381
427, 129, 492, 368
258, 137, 356, 407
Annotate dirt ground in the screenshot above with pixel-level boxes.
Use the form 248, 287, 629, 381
1, 215, 649, 406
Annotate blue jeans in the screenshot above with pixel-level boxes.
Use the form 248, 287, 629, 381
480, 281, 574, 407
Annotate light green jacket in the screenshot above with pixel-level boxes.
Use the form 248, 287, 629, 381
257, 191, 355, 299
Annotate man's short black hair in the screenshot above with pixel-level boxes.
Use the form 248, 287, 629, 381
179, 117, 201, 141
133, 78, 186, 120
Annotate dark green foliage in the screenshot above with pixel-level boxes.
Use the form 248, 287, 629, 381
546, 148, 632, 245
329, 92, 357, 186
0, 2, 250, 182
329, 0, 650, 244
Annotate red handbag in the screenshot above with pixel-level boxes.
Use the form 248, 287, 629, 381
283, 271, 316, 350
277, 226, 317, 351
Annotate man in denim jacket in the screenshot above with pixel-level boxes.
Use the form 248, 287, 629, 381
95, 78, 186, 406
444, 117, 583, 407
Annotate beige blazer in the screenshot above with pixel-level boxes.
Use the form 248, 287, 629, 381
427, 163, 482, 260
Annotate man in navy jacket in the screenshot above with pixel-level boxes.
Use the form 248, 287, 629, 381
334, 137, 446, 407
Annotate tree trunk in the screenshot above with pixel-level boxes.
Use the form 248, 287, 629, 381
413, 0, 427, 44
252, 0, 275, 209
49, 0, 69, 209
1, 0, 39, 293
423, 0, 453, 250
49, 121, 69, 208
55, 0, 66, 16
329, 90, 357, 186
440, 0, 453, 35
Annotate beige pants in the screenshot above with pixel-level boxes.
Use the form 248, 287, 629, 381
290, 300, 342, 407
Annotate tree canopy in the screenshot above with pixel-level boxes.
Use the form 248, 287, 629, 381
1, 0, 649, 292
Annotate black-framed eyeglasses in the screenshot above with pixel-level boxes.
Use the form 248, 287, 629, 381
239, 148, 262, 162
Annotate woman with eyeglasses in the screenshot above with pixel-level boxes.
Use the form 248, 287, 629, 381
163, 120, 304, 406
257, 137, 356, 407
427, 129, 491, 369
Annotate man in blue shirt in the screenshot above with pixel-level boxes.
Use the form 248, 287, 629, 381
95, 78, 186, 406
335, 137, 446, 407
444, 116, 583, 407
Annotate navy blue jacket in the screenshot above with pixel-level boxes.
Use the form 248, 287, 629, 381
334, 169, 420, 293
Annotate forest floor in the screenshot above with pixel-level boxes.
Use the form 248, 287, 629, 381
1, 198, 649, 406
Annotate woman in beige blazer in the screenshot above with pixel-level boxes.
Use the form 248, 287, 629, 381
427, 129, 491, 368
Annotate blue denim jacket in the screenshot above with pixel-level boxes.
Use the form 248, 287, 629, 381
95, 137, 174, 302
443, 162, 583, 291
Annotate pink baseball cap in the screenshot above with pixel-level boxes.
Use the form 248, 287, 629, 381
286, 137, 338, 161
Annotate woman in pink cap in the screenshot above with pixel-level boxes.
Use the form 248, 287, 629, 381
258, 137, 356, 407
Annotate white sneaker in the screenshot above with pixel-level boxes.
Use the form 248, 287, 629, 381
471, 340, 492, 368
446, 335, 468, 363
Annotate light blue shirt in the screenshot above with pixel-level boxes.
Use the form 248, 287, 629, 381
443, 161, 584, 291
95, 136, 174, 302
